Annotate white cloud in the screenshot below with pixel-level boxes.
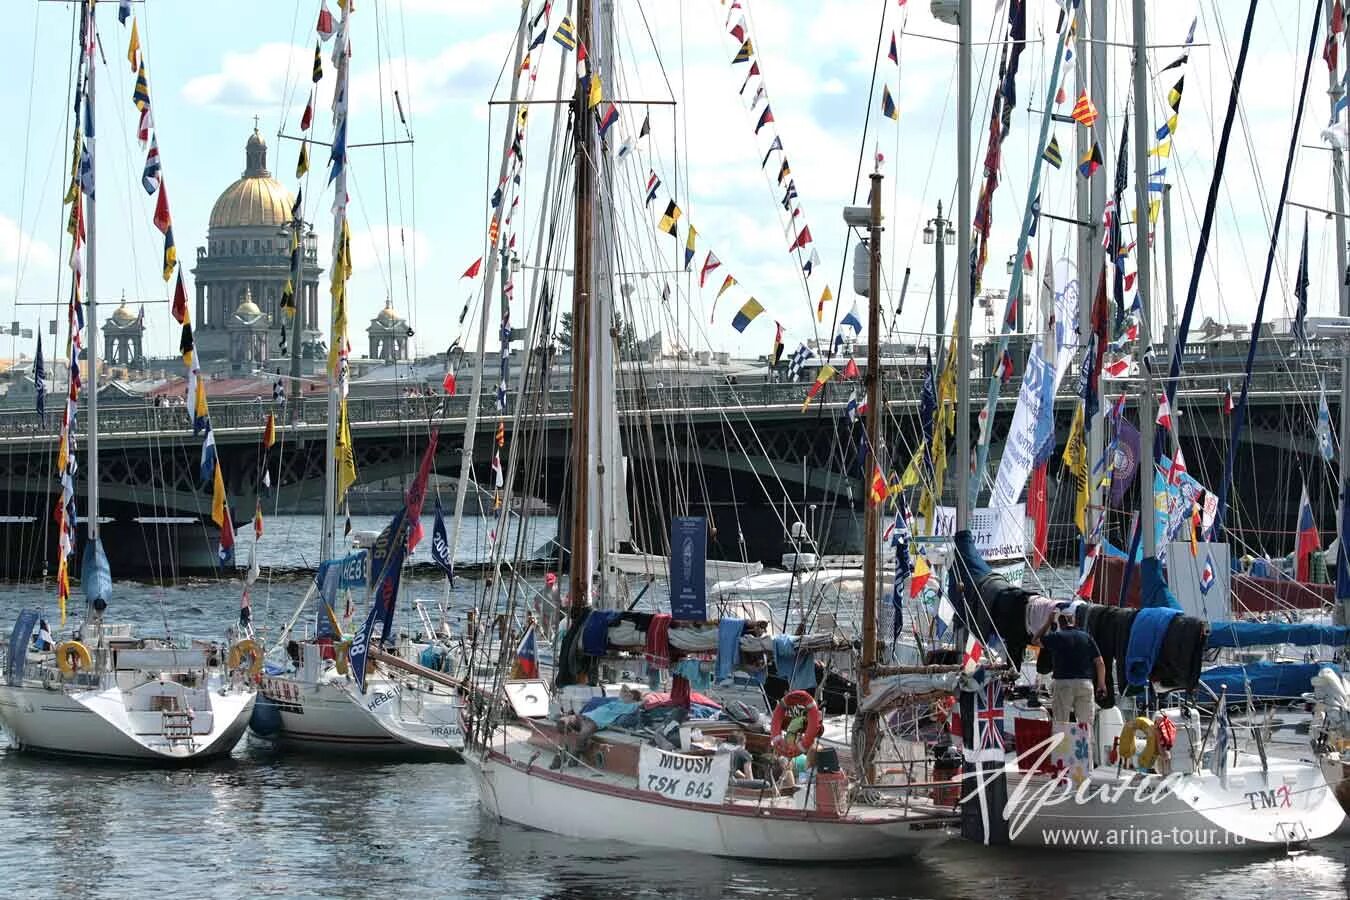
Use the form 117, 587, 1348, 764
181, 43, 312, 116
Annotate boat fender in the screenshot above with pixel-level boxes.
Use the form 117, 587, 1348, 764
334, 639, 352, 676
1119, 716, 1158, 770
227, 639, 264, 679
771, 689, 823, 757
55, 641, 92, 677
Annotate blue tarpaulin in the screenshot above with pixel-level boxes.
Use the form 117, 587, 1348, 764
1200, 661, 1341, 700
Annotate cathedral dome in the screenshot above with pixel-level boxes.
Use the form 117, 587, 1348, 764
376, 301, 404, 325
234, 287, 264, 319
110, 303, 137, 326
208, 128, 295, 230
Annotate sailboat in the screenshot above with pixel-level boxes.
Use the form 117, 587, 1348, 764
463, 0, 960, 861
925, 0, 1346, 849
244, 0, 464, 757
0, 0, 254, 762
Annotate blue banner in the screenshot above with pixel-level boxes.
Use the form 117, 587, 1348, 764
7, 609, 38, 686
431, 500, 454, 579
351, 513, 409, 693
315, 561, 340, 639
81, 537, 111, 606
669, 516, 707, 621
338, 550, 368, 589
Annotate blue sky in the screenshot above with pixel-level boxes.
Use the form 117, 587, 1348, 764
0, 0, 1342, 366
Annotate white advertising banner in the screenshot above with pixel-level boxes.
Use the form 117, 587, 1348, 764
990, 257, 1079, 509
923, 504, 1028, 561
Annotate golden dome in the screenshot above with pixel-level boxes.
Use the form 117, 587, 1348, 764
376, 301, 403, 324
208, 128, 294, 230
235, 287, 264, 319
110, 303, 137, 326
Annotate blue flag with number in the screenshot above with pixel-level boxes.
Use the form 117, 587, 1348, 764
432, 500, 454, 580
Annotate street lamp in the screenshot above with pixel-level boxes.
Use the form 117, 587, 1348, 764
927, 201, 955, 369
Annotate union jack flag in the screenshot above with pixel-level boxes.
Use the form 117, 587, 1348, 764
974, 681, 1006, 752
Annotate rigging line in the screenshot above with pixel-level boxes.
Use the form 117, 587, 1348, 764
10, 2, 45, 318
1215, 0, 1317, 534
373, 0, 397, 318
827, 0, 890, 354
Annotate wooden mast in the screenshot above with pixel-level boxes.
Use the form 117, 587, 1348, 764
568, 0, 596, 622
859, 168, 884, 776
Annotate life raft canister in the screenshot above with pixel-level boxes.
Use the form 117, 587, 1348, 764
1119, 716, 1159, 769
770, 689, 823, 757
55, 641, 92, 677
227, 639, 264, 679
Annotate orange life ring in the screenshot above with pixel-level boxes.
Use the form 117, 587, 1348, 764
770, 689, 823, 757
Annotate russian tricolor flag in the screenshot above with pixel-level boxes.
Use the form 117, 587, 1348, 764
515, 626, 538, 679
1296, 484, 1321, 582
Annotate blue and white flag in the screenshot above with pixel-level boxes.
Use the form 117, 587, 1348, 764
1318, 380, 1335, 462
199, 426, 217, 485
1198, 552, 1216, 594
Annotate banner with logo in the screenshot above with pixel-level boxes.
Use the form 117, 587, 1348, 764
922, 504, 1027, 561
991, 257, 1078, 509
669, 516, 707, 621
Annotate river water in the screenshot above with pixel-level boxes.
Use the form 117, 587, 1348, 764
0, 516, 1347, 899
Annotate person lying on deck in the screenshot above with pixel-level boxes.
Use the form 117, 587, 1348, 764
554, 687, 645, 760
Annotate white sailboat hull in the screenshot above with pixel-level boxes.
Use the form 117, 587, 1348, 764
255, 673, 463, 755
1000, 759, 1345, 850
470, 749, 948, 861
0, 682, 253, 763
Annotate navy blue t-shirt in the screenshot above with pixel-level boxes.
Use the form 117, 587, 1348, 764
1041, 627, 1102, 681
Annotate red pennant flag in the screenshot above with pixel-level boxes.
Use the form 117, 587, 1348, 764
1157, 393, 1173, 430
1028, 464, 1049, 567
153, 181, 172, 234
787, 225, 812, 253
461, 257, 483, 279
316, 3, 336, 40
300, 95, 314, 131
443, 371, 457, 393
171, 270, 189, 325
842, 358, 860, 380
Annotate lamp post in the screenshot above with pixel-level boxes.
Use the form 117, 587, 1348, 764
923, 201, 956, 370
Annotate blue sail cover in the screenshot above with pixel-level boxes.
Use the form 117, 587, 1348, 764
81, 537, 111, 607
1139, 556, 1181, 610
1207, 621, 1350, 649
1200, 661, 1340, 700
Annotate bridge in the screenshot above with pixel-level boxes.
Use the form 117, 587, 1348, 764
0, 366, 1332, 576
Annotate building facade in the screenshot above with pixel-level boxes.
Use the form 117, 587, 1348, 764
191, 128, 324, 373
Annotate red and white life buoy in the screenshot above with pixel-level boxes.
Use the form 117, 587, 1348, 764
770, 689, 823, 757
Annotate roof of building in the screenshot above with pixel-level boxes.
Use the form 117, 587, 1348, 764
209, 129, 295, 230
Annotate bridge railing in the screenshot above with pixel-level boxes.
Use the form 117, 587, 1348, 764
0, 367, 1332, 439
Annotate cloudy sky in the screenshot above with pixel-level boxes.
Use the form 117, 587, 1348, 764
0, 0, 1342, 365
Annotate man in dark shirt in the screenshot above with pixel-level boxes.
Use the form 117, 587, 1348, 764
1035, 612, 1106, 725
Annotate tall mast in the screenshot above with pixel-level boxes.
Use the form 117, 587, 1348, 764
859, 168, 883, 777
448, 7, 531, 567
590, 0, 627, 608
321, 0, 354, 562
568, 0, 596, 619
1327, 0, 1350, 623
85, 2, 99, 543
954, 0, 972, 532
1080, 0, 1107, 539
1131, 0, 1157, 560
